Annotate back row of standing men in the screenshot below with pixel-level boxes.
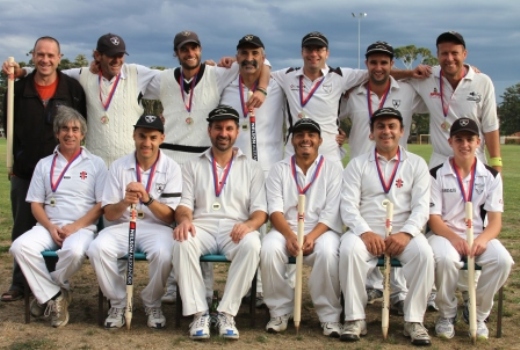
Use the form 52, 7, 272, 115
2, 29, 510, 345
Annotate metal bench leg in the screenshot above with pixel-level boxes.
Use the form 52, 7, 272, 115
98, 287, 105, 327
497, 285, 503, 338
24, 280, 30, 324
175, 283, 182, 328
250, 270, 257, 328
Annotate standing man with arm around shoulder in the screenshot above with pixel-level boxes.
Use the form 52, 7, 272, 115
428, 118, 513, 340
261, 118, 343, 337
408, 31, 501, 172
87, 114, 182, 329
1, 36, 86, 303
172, 105, 267, 340
10, 106, 106, 327
339, 108, 434, 346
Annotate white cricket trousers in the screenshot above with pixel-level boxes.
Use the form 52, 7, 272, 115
428, 234, 513, 321
340, 233, 434, 322
172, 218, 261, 316
10, 224, 94, 304
261, 229, 341, 322
87, 222, 174, 308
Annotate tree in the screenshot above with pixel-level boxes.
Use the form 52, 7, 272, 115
394, 45, 437, 69
498, 82, 520, 135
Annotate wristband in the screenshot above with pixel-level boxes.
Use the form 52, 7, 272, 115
489, 157, 502, 167
143, 194, 154, 206
256, 87, 268, 96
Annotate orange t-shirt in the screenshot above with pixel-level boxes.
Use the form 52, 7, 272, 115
35, 77, 59, 106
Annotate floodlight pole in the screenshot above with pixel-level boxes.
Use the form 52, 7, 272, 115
352, 12, 367, 69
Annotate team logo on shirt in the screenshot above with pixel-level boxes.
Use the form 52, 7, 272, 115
322, 83, 332, 94
467, 91, 482, 103
392, 99, 401, 108
475, 182, 484, 194
395, 178, 403, 188
155, 183, 165, 193
80, 171, 87, 180
429, 87, 441, 98
110, 37, 120, 46
442, 188, 456, 192
430, 202, 435, 207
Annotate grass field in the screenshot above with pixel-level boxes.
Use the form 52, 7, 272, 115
0, 139, 519, 350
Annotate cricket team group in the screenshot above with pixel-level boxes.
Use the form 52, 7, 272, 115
1, 28, 513, 346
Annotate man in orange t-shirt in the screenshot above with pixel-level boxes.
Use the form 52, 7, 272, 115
1, 36, 86, 302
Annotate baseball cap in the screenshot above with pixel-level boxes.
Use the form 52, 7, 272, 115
370, 107, 403, 126
237, 34, 264, 50
174, 31, 201, 51
291, 118, 321, 136
96, 33, 128, 56
134, 114, 164, 133
449, 118, 479, 137
302, 32, 328, 48
436, 31, 466, 48
207, 105, 240, 123
365, 41, 394, 58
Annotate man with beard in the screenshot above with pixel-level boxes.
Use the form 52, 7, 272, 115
1, 37, 86, 302
261, 118, 343, 337
172, 105, 267, 340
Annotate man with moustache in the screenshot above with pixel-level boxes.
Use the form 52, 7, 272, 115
261, 118, 343, 337
1, 37, 86, 302
339, 108, 433, 345
88, 114, 182, 329
219, 34, 285, 179
172, 105, 267, 340
339, 41, 428, 313
9, 33, 157, 165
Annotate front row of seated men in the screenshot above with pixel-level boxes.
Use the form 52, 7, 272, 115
10, 105, 512, 346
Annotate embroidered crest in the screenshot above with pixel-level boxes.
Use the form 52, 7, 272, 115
392, 99, 401, 108
459, 118, 469, 127
395, 179, 404, 188
181, 31, 191, 37
155, 183, 165, 193
467, 91, 482, 103
80, 171, 87, 180
244, 35, 254, 41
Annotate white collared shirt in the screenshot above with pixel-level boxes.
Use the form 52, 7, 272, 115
339, 77, 427, 159
272, 65, 368, 162
407, 65, 498, 166
341, 146, 430, 237
220, 77, 286, 174
429, 158, 502, 236
26, 146, 107, 227
266, 154, 342, 233
179, 147, 267, 222
102, 150, 182, 225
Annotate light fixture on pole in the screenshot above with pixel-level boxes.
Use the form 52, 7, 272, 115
351, 12, 367, 69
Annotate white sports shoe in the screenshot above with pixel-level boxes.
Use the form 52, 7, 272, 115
474, 320, 489, 340
189, 313, 210, 340
435, 317, 456, 339
266, 313, 292, 333
321, 322, 341, 338
403, 322, 431, 346
217, 313, 239, 339
340, 320, 367, 342
145, 307, 166, 329
104, 307, 125, 329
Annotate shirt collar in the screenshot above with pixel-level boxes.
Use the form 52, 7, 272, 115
355, 76, 400, 95
201, 147, 245, 161
295, 65, 330, 79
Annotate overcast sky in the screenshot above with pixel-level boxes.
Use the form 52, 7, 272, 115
0, 0, 518, 102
